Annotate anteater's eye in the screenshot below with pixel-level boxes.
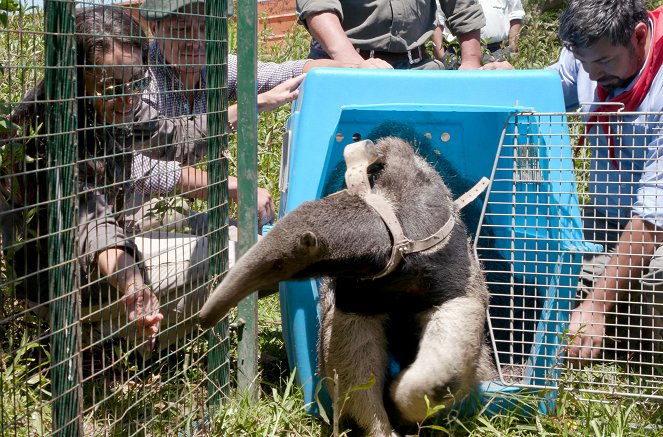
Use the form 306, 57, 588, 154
367, 162, 383, 187
367, 163, 384, 175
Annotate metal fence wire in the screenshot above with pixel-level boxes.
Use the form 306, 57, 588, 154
0, 0, 231, 435
477, 110, 663, 401
2, 1, 663, 435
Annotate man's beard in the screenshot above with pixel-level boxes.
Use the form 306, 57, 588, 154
599, 74, 638, 92
598, 48, 644, 91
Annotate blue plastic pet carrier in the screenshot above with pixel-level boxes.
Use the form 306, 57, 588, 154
277, 68, 596, 416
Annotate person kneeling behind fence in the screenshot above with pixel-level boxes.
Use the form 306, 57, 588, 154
5, 5, 211, 358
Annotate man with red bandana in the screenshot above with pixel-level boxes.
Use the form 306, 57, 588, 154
549, 0, 663, 364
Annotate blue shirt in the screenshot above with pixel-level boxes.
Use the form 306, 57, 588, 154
549, 44, 663, 228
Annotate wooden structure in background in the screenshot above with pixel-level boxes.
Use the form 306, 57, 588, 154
118, 0, 299, 46
118, 1, 143, 21
257, 0, 298, 45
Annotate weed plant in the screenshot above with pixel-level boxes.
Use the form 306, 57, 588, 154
1, 2, 663, 436
0, 5, 51, 436
220, 5, 663, 437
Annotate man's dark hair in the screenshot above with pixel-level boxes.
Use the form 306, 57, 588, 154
559, 0, 648, 50
11, 5, 148, 130
8, 5, 149, 204
75, 5, 149, 68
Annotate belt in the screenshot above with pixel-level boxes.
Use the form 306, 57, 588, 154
356, 45, 427, 65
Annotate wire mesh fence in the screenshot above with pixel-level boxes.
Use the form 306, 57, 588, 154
477, 110, 663, 401
0, 0, 231, 435
1, 0, 663, 433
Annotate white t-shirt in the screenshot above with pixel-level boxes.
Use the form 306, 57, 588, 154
479, 0, 526, 44
438, 0, 525, 44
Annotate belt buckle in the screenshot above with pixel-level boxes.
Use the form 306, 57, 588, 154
407, 46, 422, 64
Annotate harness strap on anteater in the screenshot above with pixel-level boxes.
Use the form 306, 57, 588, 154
342, 139, 489, 280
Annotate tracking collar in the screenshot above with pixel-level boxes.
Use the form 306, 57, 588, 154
341, 139, 489, 280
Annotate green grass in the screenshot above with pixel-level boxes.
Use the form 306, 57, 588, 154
222, 7, 663, 437
0, 7, 51, 436
2, 3, 663, 436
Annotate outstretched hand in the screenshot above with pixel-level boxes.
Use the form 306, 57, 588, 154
565, 300, 606, 364
257, 187, 276, 227
125, 284, 163, 353
480, 61, 515, 70
257, 74, 307, 113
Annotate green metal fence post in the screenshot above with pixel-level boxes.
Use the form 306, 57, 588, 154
206, 0, 231, 406
44, 0, 80, 435
236, 0, 259, 398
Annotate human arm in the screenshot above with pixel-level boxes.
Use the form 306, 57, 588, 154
178, 168, 275, 226
226, 56, 357, 131
301, 12, 392, 69
229, 54, 308, 98
457, 29, 482, 70
508, 19, 523, 51
134, 73, 311, 161
132, 97, 208, 165
227, 74, 305, 131
129, 67, 209, 164
131, 155, 275, 225
222, 175, 276, 226
438, 0, 485, 69
97, 248, 163, 349
135, 73, 309, 164
228, 104, 238, 133
507, 0, 526, 51
131, 153, 183, 197
79, 189, 163, 350
431, 26, 446, 62
567, 215, 663, 361
568, 137, 663, 361
256, 74, 306, 113
228, 53, 360, 102
303, 11, 363, 64
178, 165, 208, 200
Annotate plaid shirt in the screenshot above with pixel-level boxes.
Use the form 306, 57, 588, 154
143, 41, 208, 117
132, 42, 311, 195
144, 41, 309, 117
130, 153, 181, 196
228, 53, 309, 100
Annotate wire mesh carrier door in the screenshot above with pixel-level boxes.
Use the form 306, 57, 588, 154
475, 110, 663, 402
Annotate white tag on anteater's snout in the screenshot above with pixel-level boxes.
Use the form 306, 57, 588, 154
343, 139, 379, 196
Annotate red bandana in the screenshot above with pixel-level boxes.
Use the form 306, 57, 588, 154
583, 8, 663, 169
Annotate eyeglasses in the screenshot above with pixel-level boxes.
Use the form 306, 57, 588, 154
86, 73, 151, 98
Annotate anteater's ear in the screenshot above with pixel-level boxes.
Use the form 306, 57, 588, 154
297, 231, 320, 257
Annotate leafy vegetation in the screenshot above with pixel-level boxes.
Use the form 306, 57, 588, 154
0, 5, 50, 436
225, 4, 663, 436
1, 1, 663, 436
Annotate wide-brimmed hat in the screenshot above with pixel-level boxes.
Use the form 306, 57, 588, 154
139, 0, 205, 20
